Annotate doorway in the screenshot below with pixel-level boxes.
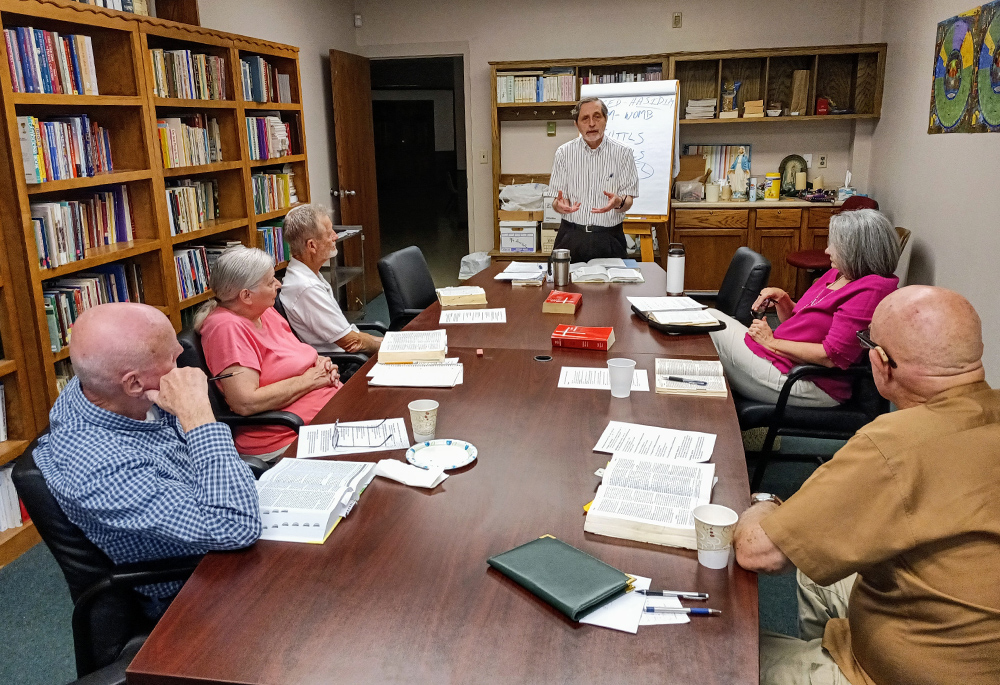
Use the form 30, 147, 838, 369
370, 56, 468, 286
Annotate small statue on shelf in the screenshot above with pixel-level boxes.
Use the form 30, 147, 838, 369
728, 146, 750, 200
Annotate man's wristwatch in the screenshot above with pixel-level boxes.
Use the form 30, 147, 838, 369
750, 492, 783, 506
617, 195, 627, 209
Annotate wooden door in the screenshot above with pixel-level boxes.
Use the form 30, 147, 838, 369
330, 49, 382, 302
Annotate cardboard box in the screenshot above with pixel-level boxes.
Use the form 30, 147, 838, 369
540, 222, 559, 254
542, 196, 560, 223
499, 221, 539, 253
498, 210, 544, 221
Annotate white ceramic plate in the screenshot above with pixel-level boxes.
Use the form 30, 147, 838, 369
406, 439, 478, 470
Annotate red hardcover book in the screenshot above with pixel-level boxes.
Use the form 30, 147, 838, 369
42, 31, 62, 94
542, 290, 582, 314
551, 325, 615, 351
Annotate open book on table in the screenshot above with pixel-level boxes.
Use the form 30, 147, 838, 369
584, 454, 715, 550
655, 359, 728, 398
257, 459, 376, 543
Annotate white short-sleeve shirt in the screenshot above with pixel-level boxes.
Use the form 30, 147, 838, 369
279, 257, 357, 354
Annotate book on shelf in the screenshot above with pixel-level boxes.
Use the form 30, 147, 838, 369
165, 178, 220, 236
54, 359, 75, 394
4, 27, 98, 95
241, 55, 291, 104
0, 384, 6, 442
16, 114, 114, 184
203, 239, 242, 271
584, 454, 715, 550
496, 68, 575, 104
578, 65, 662, 85
0, 464, 24, 533
542, 290, 581, 314
551, 325, 615, 351
378, 330, 448, 363
246, 115, 292, 160
251, 165, 297, 213
174, 246, 211, 300
67, 0, 151, 15
149, 49, 227, 100
31, 185, 135, 269
257, 458, 376, 543
156, 114, 222, 168
654, 359, 728, 398
43, 265, 144, 350
685, 98, 717, 120
719, 111, 740, 119
436, 286, 487, 306
256, 222, 290, 264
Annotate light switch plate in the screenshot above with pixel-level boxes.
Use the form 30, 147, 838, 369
672, 12, 682, 28
478, 150, 488, 164
803, 154, 812, 168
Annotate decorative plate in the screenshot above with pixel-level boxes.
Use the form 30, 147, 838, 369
778, 154, 808, 195
406, 439, 478, 470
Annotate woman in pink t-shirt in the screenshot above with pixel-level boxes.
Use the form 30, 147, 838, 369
195, 247, 341, 458
709, 209, 900, 407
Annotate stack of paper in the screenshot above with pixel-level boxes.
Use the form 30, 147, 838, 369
257, 459, 377, 543
439, 308, 507, 324
558, 366, 649, 392
654, 359, 728, 398
685, 98, 717, 119
494, 261, 547, 282
378, 330, 447, 363
369, 363, 464, 388
297, 419, 411, 458
593, 420, 716, 462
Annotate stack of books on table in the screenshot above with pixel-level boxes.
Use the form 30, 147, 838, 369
584, 453, 716, 550
655, 359, 728, 398
378, 329, 448, 363
371, 330, 462, 387
742, 99, 765, 118
436, 286, 486, 306
685, 98, 717, 119
257, 459, 376, 543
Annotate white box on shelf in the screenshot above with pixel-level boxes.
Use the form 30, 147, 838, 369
499, 221, 539, 253
542, 196, 561, 224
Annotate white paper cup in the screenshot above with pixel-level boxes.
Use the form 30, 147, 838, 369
607, 358, 636, 398
692, 504, 739, 569
408, 399, 439, 442
705, 183, 720, 202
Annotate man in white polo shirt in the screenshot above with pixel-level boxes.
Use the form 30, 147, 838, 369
279, 204, 381, 356
548, 96, 639, 263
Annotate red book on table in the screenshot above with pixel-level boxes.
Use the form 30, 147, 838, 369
551, 325, 615, 351
542, 290, 582, 314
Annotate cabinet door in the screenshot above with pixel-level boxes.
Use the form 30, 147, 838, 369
675, 209, 749, 228
673, 229, 747, 291
757, 229, 799, 293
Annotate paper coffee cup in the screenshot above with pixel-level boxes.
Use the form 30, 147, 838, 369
692, 504, 739, 569
607, 358, 636, 399
408, 399, 439, 442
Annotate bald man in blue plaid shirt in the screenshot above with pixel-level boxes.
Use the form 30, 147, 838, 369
34, 303, 261, 616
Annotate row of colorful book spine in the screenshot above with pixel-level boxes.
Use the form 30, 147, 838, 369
246, 115, 291, 160
31, 185, 135, 269
165, 178, 220, 236
173, 240, 239, 300
43, 264, 144, 351
3, 26, 99, 95
251, 168, 296, 214
156, 114, 222, 168
257, 223, 289, 264
16, 114, 114, 184
240, 55, 291, 104
149, 49, 227, 100
68, 0, 150, 14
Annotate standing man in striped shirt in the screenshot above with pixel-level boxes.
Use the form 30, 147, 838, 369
548, 96, 640, 262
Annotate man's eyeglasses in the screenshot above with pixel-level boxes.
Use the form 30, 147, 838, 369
856, 328, 897, 368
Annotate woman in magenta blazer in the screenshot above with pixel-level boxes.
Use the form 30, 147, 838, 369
709, 208, 901, 407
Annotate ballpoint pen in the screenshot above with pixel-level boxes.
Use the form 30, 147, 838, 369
207, 371, 243, 382
638, 590, 709, 600
643, 607, 721, 616
666, 376, 708, 386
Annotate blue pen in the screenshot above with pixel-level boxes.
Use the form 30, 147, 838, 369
643, 607, 721, 616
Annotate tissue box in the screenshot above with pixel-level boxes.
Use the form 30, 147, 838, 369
499, 221, 539, 253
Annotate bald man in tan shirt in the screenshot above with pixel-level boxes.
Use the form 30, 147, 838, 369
734, 286, 1000, 685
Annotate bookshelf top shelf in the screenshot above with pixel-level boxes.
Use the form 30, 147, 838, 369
680, 113, 879, 124
153, 97, 237, 110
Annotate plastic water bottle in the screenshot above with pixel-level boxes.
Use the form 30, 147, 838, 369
666, 243, 685, 295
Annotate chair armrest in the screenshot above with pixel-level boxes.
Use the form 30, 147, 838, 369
324, 352, 370, 369
69, 635, 145, 685
355, 321, 388, 334
240, 455, 270, 479
771, 363, 872, 426
389, 308, 426, 331
217, 410, 304, 431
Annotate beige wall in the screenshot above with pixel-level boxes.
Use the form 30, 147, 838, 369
870, 0, 999, 380
197, 0, 356, 211
352, 0, 882, 252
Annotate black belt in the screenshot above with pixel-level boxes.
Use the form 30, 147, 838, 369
560, 219, 622, 233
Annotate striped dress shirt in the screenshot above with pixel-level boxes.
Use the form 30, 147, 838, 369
548, 135, 640, 227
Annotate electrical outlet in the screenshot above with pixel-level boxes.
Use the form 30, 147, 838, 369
818, 154, 828, 169
478, 150, 489, 164
672, 12, 682, 28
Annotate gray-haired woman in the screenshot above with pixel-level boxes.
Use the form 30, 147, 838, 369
195, 246, 340, 459
709, 208, 901, 407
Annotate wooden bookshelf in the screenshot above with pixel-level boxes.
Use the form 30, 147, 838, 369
0, 0, 310, 566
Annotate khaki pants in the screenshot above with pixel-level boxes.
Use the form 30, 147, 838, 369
760, 570, 857, 685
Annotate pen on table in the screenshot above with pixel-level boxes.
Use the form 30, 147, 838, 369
638, 590, 709, 600
666, 376, 707, 386
643, 607, 721, 616
207, 371, 243, 382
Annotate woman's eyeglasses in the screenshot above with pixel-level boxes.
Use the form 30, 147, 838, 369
856, 328, 897, 368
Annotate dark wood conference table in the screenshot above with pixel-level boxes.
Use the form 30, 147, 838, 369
127, 263, 758, 685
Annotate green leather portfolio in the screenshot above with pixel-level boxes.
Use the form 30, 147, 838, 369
487, 535, 633, 621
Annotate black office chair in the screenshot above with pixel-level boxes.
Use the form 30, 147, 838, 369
272, 296, 385, 381
736, 360, 889, 490
377, 246, 437, 331
12, 441, 200, 684
176, 329, 303, 437
712, 247, 772, 326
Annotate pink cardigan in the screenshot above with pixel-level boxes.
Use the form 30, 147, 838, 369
745, 269, 898, 402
